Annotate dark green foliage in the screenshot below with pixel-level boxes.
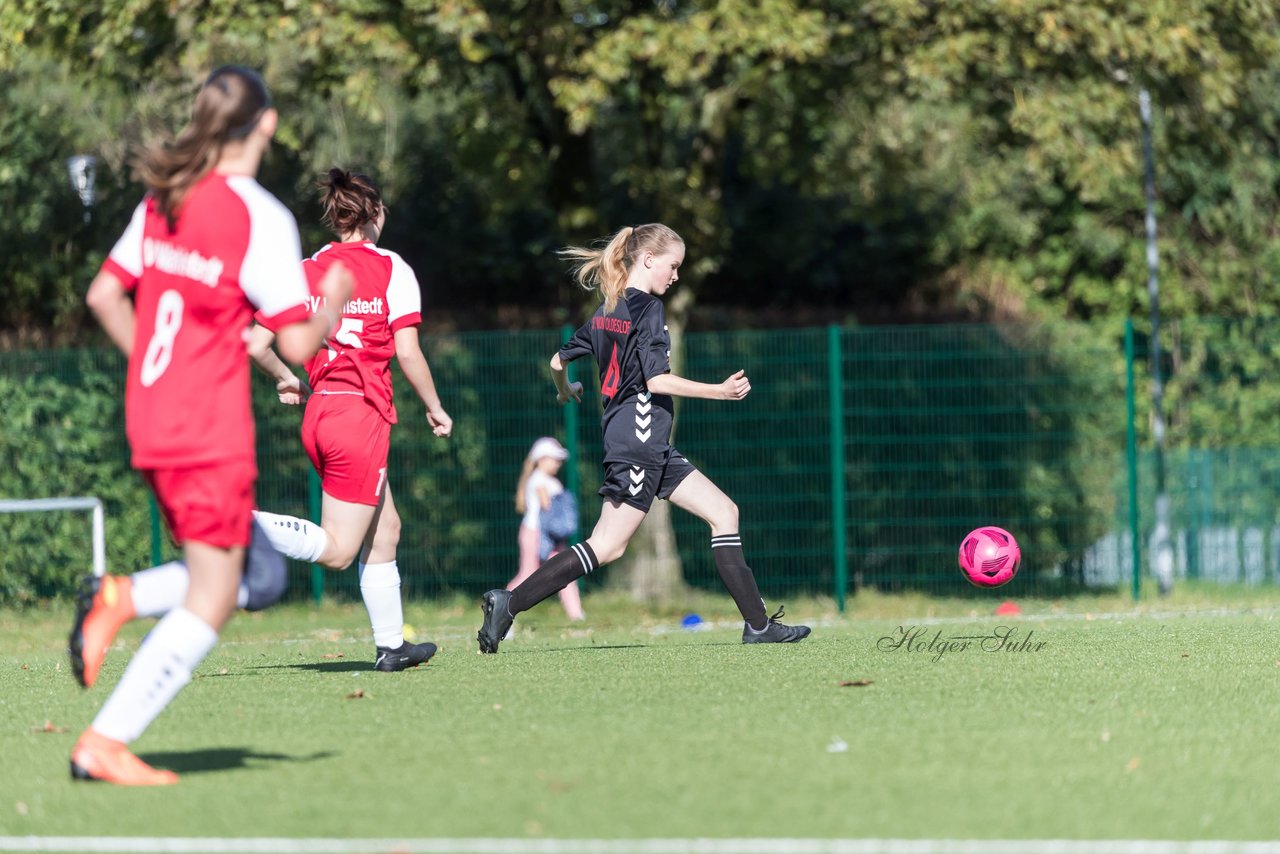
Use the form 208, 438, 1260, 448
0, 322, 1139, 604
2, 2, 1278, 331
3, 2, 1280, 601
834, 324, 1123, 593
0, 350, 148, 603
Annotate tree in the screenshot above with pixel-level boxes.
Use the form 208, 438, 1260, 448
420, 0, 831, 598
5, 0, 1280, 601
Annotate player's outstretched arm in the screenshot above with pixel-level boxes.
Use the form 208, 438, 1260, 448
275, 261, 353, 365
85, 271, 135, 356
550, 353, 583, 405
646, 369, 750, 401
393, 326, 451, 438
246, 324, 308, 405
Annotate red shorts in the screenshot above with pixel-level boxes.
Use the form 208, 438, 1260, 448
301, 394, 391, 506
143, 459, 256, 549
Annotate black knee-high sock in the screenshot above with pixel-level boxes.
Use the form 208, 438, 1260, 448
712, 534, 768, 630
509, 542, 599, 615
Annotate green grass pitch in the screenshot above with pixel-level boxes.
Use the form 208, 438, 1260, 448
1, 589, 1277, 846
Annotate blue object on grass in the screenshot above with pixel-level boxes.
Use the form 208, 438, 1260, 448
681, 613, 704, 630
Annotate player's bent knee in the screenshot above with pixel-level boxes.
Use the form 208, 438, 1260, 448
704, 499, 738, 534
373, 519, 401, 552
317, 549, 358, 571
594, 542, 625, 564
317, 530, 364, 570
720, 500, 739, 531
382, 511, 402, 540
243, 520, 289, 611
375, 533, 401, 553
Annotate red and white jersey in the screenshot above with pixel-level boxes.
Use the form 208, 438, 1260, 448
101, 173, 311, 468
261, 241, 422, 423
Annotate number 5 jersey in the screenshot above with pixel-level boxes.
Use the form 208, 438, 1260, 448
259, 240, 423, 426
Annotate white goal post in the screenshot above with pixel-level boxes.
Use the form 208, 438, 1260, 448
0, 497, 106, 578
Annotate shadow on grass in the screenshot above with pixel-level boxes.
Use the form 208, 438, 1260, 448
246, 660, 378, 674
507, 640, 752, 653
138, 747, 335, 775
514, 643, 652, 653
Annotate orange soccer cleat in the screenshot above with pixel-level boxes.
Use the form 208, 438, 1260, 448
69, 729, 178, 786
67, 575, 136, 688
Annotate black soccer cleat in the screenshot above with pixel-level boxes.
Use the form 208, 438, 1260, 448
742, 606, 811, 644
374, 640, 438, 672
67, 575, 99, 688
477, 589, 515, 654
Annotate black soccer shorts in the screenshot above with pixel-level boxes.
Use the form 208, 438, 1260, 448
598, 448, 698, 512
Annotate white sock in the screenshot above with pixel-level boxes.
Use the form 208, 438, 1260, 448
91, 608, 218, 744
130, 561, 188, 618
253, 510, 328, 562
358, 561, 404, 649
131, 562, 250, 615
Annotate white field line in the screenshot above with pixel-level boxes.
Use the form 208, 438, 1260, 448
3, 839, 1280, 854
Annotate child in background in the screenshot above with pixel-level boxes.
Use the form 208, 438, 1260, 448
506, 437, 585, 623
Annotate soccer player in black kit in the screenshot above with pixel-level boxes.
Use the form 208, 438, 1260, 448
477, 223, 810, 652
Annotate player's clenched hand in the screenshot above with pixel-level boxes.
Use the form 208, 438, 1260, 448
276, 375, 308, 406
427, 405, 453, 438
558, 381, 583, 405
720, 369, 751, 401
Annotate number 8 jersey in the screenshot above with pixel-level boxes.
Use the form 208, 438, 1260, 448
101, 174, 311, 468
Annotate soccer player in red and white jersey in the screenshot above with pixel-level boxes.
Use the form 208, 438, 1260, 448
245, 169, 452, 671
67, 66, 353, 786
71, 170, 449, 677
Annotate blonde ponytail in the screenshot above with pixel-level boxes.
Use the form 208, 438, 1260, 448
559, 223, 684, 314
514, 454, 537, 514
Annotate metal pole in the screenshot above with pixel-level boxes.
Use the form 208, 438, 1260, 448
1140, 87, 1173, 596
91, 501, 106, 578
0, 497, 107, 577
308, 467, 324, 603
148, 493, 163, 566
560, 325, 580, 500
1125, 318, 1141, 601
827, 325, 848, 613
560, 324, 582, 590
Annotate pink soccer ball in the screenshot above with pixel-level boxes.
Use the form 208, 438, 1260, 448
958, 526, 1021, 588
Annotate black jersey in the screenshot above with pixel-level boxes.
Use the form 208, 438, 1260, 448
558, 288, 675, 466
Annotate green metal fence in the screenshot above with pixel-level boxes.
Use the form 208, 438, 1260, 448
4, 319, 1280, 607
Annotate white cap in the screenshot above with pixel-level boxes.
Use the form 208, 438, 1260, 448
530, 437, 568, 463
